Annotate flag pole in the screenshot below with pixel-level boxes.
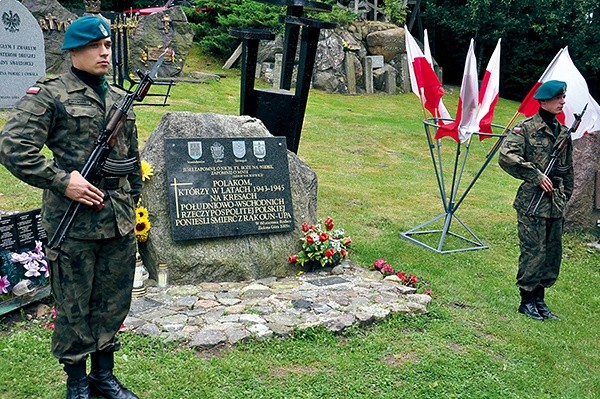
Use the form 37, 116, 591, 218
419, 92, 448, 211
485, 110, 520, 158
453, 110, 519, 211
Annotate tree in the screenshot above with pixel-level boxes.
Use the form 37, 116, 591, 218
422, 0, 600, 99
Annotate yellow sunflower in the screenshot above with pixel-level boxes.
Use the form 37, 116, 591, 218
140, 160, 154, 182
136, 206, 149, 220
135, 218, 151, 242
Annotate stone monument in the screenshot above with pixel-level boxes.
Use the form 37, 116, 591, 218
0, 0, 46, 108
138, 112, 318, 284
20, 0, 75, 75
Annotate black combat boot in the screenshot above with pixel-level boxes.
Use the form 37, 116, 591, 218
89, 351, 138, 399
534, 286, 560, 320
64, 362, 91, 399
518, 288, 543, 320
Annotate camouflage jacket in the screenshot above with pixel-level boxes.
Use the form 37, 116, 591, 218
498, 113, 574, 218
0, 70, 142, 239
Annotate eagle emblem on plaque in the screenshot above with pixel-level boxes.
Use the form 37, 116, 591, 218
232, 141, 246, 158
210, 142, 225, 161
2, 10, 21, 33
187, 141, 202, 160
253, 140, 266, 159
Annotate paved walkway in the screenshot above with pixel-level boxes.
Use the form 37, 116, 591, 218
124, 263, 431, 349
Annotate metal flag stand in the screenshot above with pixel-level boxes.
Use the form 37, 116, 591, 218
400, 117, 510, 253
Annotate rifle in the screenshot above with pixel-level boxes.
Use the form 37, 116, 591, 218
525, 104, 588, 216
47, 48, 171, 251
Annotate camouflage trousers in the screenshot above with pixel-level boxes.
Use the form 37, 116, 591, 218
47, 233, 136, 365
516, 212, 564, 291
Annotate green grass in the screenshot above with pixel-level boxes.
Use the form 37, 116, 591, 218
1, 47, 599, 398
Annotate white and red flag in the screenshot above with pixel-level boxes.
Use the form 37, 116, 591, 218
518, 46, 600, 139
423, 30, 451, 121
405, 26, 445, 118
476, 38, 501, 139
435, 39, 479, 143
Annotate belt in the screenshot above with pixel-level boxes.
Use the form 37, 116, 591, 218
98, 176, 128, 190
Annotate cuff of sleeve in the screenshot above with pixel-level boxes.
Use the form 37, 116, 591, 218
52, 171, 70, 195
532, 171, 544, 186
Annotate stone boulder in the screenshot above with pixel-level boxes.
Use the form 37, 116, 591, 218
312, 30, 347, 93
127, 7, 194, 78
565, 131, 600, 231
138, 112, 318, 284
366, 27, 406, 63
257, 35, 284, 63
21, 0, 76, 74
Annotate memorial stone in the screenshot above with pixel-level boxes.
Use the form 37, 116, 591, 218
0, 0, 46, 108
0, 209, 50, 316
138, 112, 318, 284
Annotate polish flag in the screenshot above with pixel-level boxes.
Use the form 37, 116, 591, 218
435, 39, 479, 143
405, 26, 445, 118
518, 47, 600, 139
423, 30, 451, 122
476, 38, 501, 139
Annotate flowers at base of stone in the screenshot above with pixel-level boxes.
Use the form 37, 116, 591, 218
135, 206, 151, 243
0, 275, 10, 294
0, 240, 49, 297
44, 306, 57, 330
372, 258, 431, 295
289, 217, 352, 271
10, 240, 48, 279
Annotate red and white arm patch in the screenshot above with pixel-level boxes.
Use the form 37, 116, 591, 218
26, 86, 41, 94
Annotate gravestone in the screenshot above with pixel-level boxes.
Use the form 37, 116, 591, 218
0, 0, 46, 108
138, 112, 318, 284
0, 209, 50, 316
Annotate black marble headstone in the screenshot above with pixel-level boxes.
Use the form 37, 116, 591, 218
0, 209, 47, 251
164, 136, 295, 240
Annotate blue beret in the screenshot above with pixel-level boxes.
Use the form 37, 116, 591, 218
534, 80, 567, 100
62, 16, 111, 51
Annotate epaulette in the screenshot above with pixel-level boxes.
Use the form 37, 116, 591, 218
40, 75, 60, 83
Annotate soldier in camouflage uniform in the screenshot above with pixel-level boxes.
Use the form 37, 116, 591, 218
498, 80, 573, 321
0, 16, 140, 399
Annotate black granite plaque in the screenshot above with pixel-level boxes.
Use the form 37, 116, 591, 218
0, 209, 46, 251
165, 137, 295, 240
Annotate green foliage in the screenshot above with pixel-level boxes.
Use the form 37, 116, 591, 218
381, 0, 408, 25
188, 0, 282, 58
422, 0, 600, 99
304, 0, 358, 26
2, 48, 600, 399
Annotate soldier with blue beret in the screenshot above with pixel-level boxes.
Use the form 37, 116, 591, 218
0, 15, 140, 399
498, 80, 572, 321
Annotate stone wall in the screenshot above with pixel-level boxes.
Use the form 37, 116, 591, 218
256, 21, 418, 95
